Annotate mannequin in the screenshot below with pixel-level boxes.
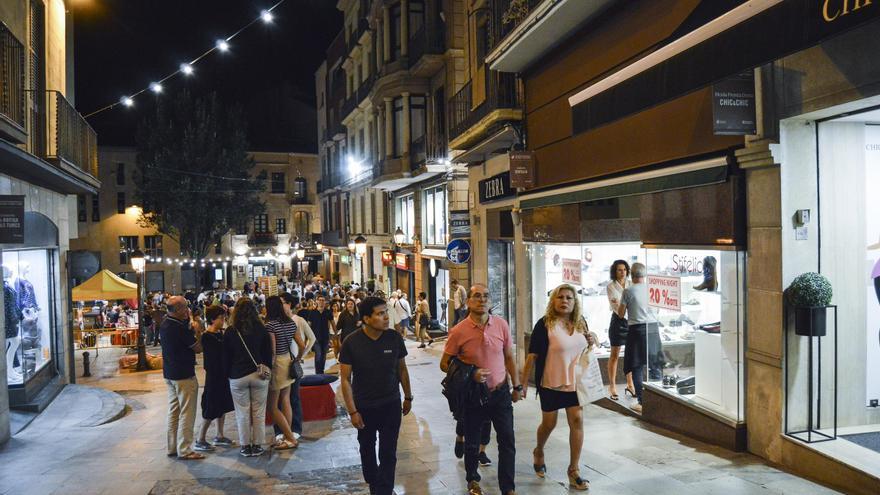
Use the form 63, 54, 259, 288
16, 260, 40, 353
3, 264, 22, 382
869, 237, 880, 349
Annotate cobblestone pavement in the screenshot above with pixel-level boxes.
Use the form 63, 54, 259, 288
0, 341, 841, 495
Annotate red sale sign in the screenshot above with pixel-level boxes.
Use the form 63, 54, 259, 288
646, 274, 681, 312
562, 258, 581, 285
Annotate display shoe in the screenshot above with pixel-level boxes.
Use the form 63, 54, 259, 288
694, 256, 718, 291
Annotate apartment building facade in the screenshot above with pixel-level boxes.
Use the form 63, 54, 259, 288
0, 0, 99, 443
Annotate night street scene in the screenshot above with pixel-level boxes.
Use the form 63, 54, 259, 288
2, 0, 880, 494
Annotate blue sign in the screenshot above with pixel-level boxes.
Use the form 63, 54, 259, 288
446, 239, 471, 264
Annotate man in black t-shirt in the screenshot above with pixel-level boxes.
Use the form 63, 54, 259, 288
339, 297, 412, 495
300, 295, 335, 374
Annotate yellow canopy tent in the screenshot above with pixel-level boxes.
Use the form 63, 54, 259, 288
71, 269, 137, 302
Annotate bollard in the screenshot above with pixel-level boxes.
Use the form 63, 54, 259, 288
82, 351, 91, 377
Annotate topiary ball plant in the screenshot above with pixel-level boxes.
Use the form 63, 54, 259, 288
786, 272, 833, 337
786, 272, 833, 307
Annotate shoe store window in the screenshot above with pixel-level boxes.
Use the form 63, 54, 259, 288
642, 248, 745, 422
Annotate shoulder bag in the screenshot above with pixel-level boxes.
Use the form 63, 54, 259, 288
287, 321, 304, 380
236, 328, 270, 380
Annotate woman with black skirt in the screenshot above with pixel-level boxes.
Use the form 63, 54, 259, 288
520, 284, 592, 491
606, 260, 635, 400
194, 305, 235, 451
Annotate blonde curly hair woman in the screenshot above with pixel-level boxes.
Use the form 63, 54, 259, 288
520, 283, 593, 491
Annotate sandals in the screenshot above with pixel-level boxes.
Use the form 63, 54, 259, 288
532, 448, 546, 478
274, 439, 298, 450
178, 452, 205, 460
609, 387, 619, 400
568, 467, 590, 491
624, 387, 636, 398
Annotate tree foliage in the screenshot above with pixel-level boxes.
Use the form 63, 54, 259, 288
134, 91, 264, 260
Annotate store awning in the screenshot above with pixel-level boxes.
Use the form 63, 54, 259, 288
568, 0, 880, 136
519, 156, 728, 210
71, 270, 137, 301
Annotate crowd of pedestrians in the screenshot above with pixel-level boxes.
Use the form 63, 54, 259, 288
140, 263, 654, 495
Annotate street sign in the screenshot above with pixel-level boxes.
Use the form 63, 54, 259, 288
646, 274, 681, 312
449, 210, 470, 238
446, 239, 471, 264
562, 258, 581, 285
0, 195, 24, 244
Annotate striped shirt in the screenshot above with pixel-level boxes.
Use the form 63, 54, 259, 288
265, 319, 298, 355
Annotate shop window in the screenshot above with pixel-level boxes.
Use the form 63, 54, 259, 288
119, 236, 139, 265
77, 194, 86, 222
144, 235, 163, 261
271, 172, 285, 193
254, 214, 269, 233
116, 162, 125, 185
116, 192, 126, 214
91, 194, 100, 222
2, 249, 55, 386
276, 218, 287, 235
423, 185, 446, 245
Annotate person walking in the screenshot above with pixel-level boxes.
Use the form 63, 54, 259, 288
299, 295, 335, 374
616, 262, 657, 413
194, 305, 235, 452
441, 283, 521, 495
397, 292, 412, 335
223, 298, 273, 457
159, 296, 204, 460
520, 284, 592, 490
339, 296, 413, 495
606, 260, 635, 400
265, 295, 305, 451
450, 279, 468, 326
278, 293, 315, 440
337, 298, 361, 344
415, 292, 433, 348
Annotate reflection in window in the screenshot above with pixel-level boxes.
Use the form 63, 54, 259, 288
119, 236, 139, 265
144, 235, 163, 261
254, 214, 269, 233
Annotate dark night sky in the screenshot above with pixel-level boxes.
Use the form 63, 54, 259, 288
73, 0, 341, 152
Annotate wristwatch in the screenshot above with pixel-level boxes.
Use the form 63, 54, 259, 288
513, 385, 523, 392
404, 396, 414, 401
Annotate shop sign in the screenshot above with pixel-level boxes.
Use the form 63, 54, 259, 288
258, 276, 279, 296
381, 250, 395, 266
509, 151, 536, 189
0, 195, 24, 244
646, 274, 681, 312
449, 210, 470, 238
478, 172, 514, 203
395, 253, 412, 271
561, 258, 581, 285
712, 72, 756, 135
446, 239, 471, 264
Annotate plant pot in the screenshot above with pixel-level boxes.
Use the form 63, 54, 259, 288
794, 306, 827, 337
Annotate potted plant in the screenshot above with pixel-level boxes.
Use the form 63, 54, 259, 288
785, 272, 833, 337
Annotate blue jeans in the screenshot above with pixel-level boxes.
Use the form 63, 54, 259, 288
314, 341, 328, 375
464, 387, 515, 493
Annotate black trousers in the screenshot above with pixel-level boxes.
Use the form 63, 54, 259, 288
455, 418, 491, 445
358, 400, 402, 495
463, 388, 515, 493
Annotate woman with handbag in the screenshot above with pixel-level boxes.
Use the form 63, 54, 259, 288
520, 284, 592, 491
265, 296, 305, 451
606, 260, 635, 400
223, 298, 273, 457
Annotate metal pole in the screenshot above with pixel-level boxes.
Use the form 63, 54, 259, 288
135, 270, 148, 371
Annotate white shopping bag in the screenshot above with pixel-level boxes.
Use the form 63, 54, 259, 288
576, 348, 606, 405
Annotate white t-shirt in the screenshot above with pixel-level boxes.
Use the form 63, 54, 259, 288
387, 297, 401, 326
397, 298, 412, 320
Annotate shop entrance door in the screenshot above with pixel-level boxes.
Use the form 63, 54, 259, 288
488, 240, 516, 338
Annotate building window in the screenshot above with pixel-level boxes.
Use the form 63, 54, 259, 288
360, 195, 367, 234
236, 219, 248, 235
254, 214, 269, 233
144, 235, 163, 261
294, 211, 310, 235
371, 191, 378, 234
475, 10, 490, 66
77, 194, 86, 222
214, 238, 222, 254
91, 194, 100, 221
390, 3, 402, 60
116, 192, 126, 214
409, 0, 425, 38
397, 194, 415, 242
116, 162, 125, 186
276, 218, 287, 234
393, 96, 405, 157
119, 236, 139, 265
424, 185, 447, 245
271, 172, 285, 193
411, 95, 427, 162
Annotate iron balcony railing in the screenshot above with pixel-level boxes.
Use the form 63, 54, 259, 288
447, 70, 523, 143
27, 90, 98, 177
0, 22, 25, 129
492, 0, 545, 51
248, 231, 277, 246
407, 23, 444, 65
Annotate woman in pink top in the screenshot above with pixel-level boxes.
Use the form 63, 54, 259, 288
520, 284, 591, 491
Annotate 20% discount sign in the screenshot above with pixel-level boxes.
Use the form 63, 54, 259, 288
646, 274, 681, 312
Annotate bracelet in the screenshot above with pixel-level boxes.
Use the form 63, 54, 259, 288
513, 385, 523, 391
350, 411, 359, 416
404, 397, 413, 401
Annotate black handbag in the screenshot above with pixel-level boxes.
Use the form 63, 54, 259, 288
289, 351, 304, 380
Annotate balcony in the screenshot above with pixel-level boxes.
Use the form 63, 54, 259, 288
0, 22, 26, 143
447, 70, 523, 151
347, 17, 370, 53
248, 231, 277, 246
287, 191, 310, 205
28, 90, 98, 177
407, 23, 445, 77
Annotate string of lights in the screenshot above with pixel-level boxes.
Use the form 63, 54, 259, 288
83, 0, 288, 119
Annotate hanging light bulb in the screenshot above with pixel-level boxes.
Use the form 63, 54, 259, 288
120, 96, 134, 107
149, 82, 163, 94
260, 9, 274, 23
216, 39, 230, 52
180, 63, 194, 75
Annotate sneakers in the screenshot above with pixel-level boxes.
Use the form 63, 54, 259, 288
239, 445, 253, 457
478, 452, 492, 466
251, 445, 265, 457
193, 440, 215, 452
468, 481, 483, 495
454, 439, 464, 459
212, 436, 234, 446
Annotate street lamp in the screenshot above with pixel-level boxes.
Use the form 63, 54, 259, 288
354, 234, 367, 256
130, 248, 148, 371
393, 227, 406, 245
347, 239, 356, 252
315, 242, 323, 251
296, 246, 306, 259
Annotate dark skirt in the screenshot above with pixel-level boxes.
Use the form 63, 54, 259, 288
538, 386, 580, 412
608, 312, 629, 347
201, 372, 234, 420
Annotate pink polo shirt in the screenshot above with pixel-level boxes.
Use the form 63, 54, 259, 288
444, 315, 512, 389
